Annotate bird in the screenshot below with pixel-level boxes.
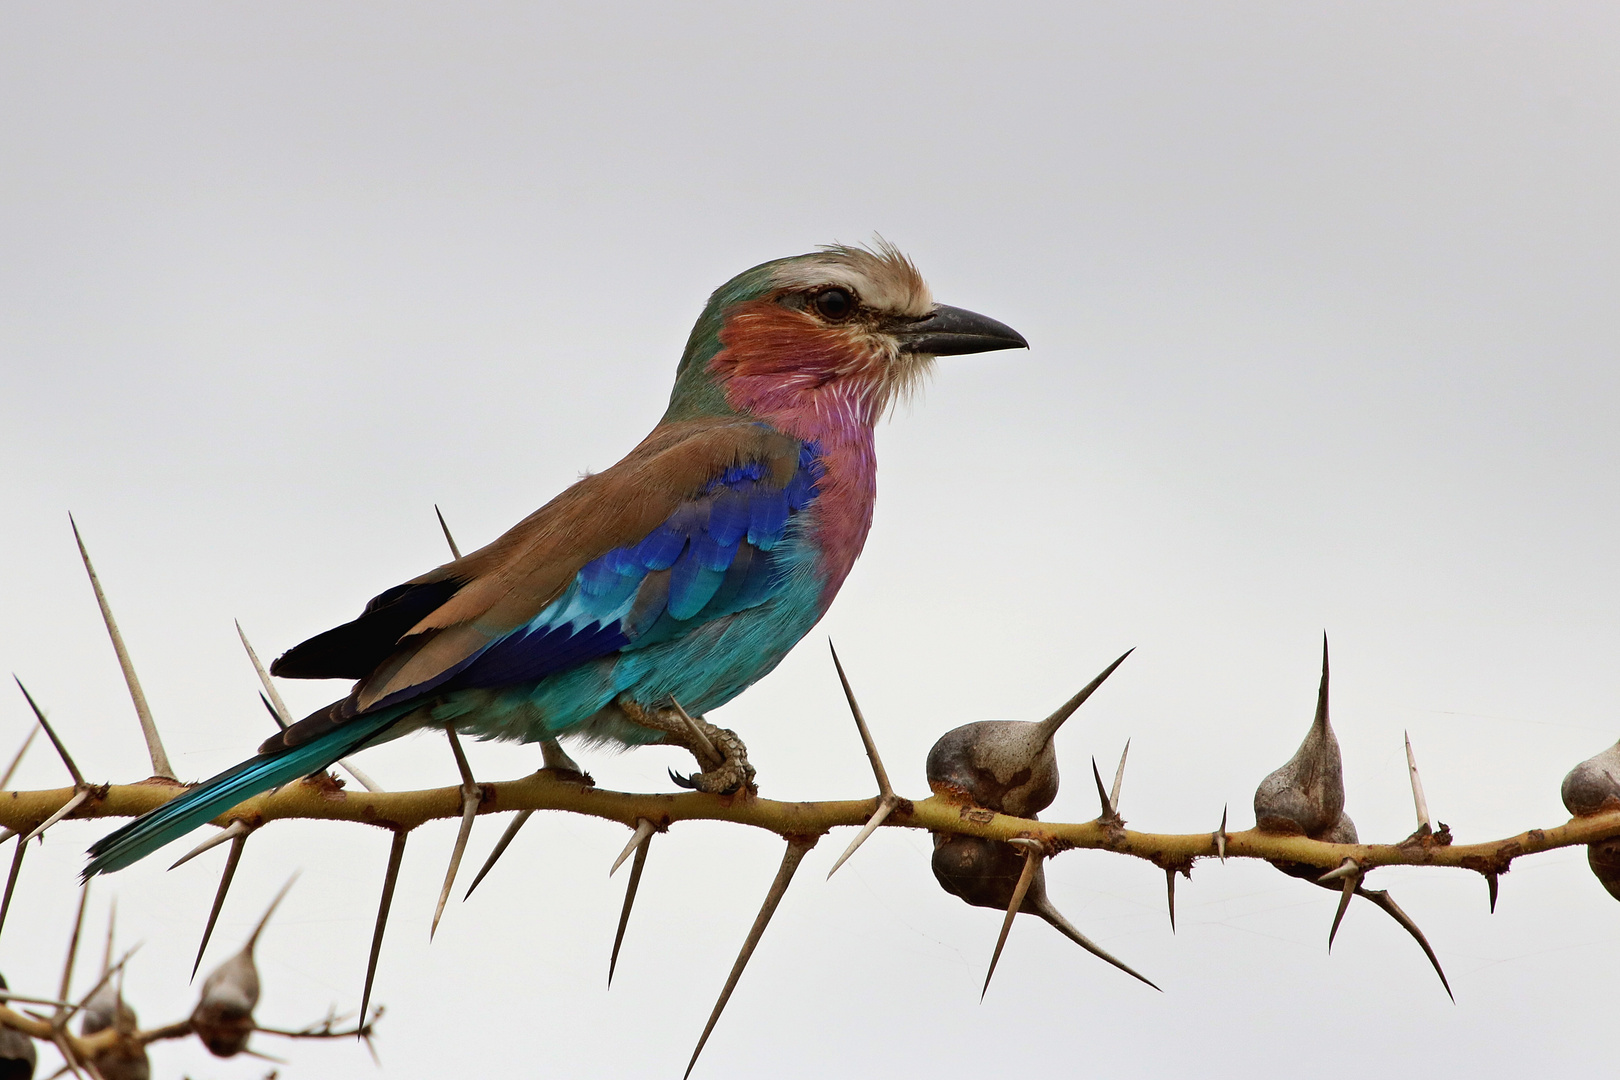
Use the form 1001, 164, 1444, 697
85, 242, 1027, 876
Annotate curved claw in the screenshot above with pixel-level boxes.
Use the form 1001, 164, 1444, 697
667, 757, 754, 795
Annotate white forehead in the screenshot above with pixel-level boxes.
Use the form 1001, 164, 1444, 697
769, 243, 935, 318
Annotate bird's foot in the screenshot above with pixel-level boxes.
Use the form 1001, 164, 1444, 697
618, 695, 756, 795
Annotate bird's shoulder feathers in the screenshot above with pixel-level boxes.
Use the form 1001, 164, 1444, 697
272, 418, 811, 715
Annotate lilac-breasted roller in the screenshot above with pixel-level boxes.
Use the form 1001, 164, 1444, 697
86, 243, 1026, 875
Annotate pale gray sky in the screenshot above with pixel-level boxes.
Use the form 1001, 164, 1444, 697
2, 4, 1618, 1077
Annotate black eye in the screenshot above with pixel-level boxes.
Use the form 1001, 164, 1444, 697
811, 288, 855, 321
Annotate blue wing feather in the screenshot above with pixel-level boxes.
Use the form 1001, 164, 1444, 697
633, 525, 686, 570
439, 437, 822, 692
747, 489, 789, 549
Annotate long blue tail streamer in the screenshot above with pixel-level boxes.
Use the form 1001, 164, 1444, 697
84, 715, 394, 878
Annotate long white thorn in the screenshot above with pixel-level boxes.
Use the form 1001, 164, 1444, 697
825, 797, 896, 880
70, 517, 174, 780
14, 679, 84, 787
24, 789, 90, 845
608, 827, 653, 988
57, 884, 90, 1009
1109, 740, 1130, 814
0, 728, 37, 790
360, 830, 408, 1026
1317, 858, 1361, 884
1405, 730, 1433, 832
1090, 757, 1116, 823
668, 697, 720, 767
191, 835, 246, 977
237, 621, 293, 724
827, 641, 893, 797
334, 758, 384, 794
684, 837, 815, 1080
99, 898, 115, 977
982, 840, 1042, 1000
823, 641, 900, 879
430, 793, 479, 935
611, 819, 656, 877
434, 505, 462, 560
170, 820, 250, 871
463, 810, 532, 901
0, 840, 27, 943
192, 830, 248, 980
431, 729, 480, 939
1328, 872, 1357, 950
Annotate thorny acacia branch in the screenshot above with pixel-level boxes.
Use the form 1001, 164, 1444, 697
0, 771, 1609, 879
4, 514, 1608, 1075
0, 1001, 373, 1062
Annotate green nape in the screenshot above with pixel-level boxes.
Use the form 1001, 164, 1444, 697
660, 254, 804, 423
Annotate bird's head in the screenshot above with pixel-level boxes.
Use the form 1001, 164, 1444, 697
664, 242, 1027, 427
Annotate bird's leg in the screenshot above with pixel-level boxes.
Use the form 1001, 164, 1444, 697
616, 695, 756, 795
539, 738, 588, 780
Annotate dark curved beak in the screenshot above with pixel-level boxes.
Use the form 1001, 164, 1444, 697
893, 304, 1029, 356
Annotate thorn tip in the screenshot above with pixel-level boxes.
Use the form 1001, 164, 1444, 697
360, 831, 409, 1024
982, 845, 1040, 1000
71, 519, 175, 779
608, 828, 654, 988
191, 831, 248, 980
464, 810, 533, 901
684, 838, 814, 1078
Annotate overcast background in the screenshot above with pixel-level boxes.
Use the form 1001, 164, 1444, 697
2, 4, 1618, 1077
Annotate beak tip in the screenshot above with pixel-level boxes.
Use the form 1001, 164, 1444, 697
896, 304, 1029, 357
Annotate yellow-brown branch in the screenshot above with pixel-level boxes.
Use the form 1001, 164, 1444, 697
3, 771, 1614, 876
